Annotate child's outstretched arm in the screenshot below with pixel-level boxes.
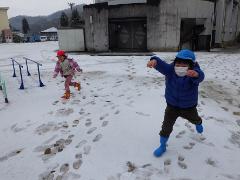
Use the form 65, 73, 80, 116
147, 56, 172, 76
53, 62, 60, 78
187, 62, 205, 84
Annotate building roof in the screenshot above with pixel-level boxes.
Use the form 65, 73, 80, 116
0, 7, 9, 10
108, 0, 146, 5
95, 0, 146, 4
41, 27, 58, 33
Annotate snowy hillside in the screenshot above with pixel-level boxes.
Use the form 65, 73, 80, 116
0, 42, 240, 180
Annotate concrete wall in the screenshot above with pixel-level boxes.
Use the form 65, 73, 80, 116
215, 0, 225, 44
215, 0, 240, 44
147, 0, 214, 51
238, 5, 240, 35
108, 4, 147, 18
83, 4, 109, 51
0, 7, 10, 32
58, 29, 85, 51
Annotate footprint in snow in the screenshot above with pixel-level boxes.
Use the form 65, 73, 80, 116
75, 153, 82, 159
136, 112, 150, 117
64, 138, 72, 145
52, 100, 59, 105
177, 154, 187, 169
164, 159, 171, 166
114, 110, 120, 114
102, 121, 109, 127
56, 108, 74, 116
183, 142, 195, 150
75, 140, 87, 149
178, 155, 185, 162
72, 119, 80, 127
56, 175, 63, 180
99, 113, 109, 120
39, 171, 55, 180
178, 161, 188, 169
79, 109, 85, 115
85, 120, 92, 127
221, 174, 236, 180
85, 121, 92, 127
87, 127, 97, 134
93, 134, 103, 142
71, 99, 81, 105
164, 159, 171, 174
0, 149, 23, 162
60, 163, 69, 173
205, 158, 218, 167
73, 159, 82, 169
83, 145, 91, 155
176, 130, 186, 138
184, 122, 192, 129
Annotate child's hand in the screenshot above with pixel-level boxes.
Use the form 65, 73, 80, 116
77, 68, 83, 73
147, 60, 157, 68
186, 70, 199, 78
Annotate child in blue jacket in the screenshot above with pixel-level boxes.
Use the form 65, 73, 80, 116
147, 49, 205, 157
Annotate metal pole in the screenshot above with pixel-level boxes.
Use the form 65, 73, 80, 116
19, 65, 24, 89
37, 65, 45, 87
0, 74, 2, 90
3, 81, 8, 103
25, 59, 31, 76
12, 59, 16, 77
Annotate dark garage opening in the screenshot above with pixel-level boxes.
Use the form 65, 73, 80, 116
109, 18, 147, 51
179, 18, 211, 51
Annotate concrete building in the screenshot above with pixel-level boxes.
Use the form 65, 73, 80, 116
83, 0, 215, 52
83, 0, 240, 52
0, 7, 12, 43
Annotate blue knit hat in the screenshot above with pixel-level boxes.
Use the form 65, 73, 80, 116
176, 49, 196, 62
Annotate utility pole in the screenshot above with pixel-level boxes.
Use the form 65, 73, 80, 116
68, 2, 75, 11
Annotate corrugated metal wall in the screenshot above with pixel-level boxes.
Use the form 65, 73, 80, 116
58, 29, 85, 51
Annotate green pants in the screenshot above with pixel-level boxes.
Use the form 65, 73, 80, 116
160, 104, 202, 137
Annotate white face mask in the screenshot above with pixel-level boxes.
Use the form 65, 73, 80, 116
174, 66, 188, 77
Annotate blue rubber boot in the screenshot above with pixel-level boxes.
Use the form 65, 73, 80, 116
196, 123, 203, 133
153, 136, 168, 157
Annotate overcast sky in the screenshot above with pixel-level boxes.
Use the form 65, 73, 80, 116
0, 0, 93, 18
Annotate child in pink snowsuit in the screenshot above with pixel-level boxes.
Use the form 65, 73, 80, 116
53, 50, 82, 99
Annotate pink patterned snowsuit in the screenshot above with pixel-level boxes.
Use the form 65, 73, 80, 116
53, 58, 81, 91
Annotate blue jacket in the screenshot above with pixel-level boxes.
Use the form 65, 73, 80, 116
151, 56, 205, 108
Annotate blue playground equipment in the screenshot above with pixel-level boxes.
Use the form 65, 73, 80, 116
11, 58, 24, 89
23, 57, 45, 87
11, 57, 45, 89
0, 73, 8, 103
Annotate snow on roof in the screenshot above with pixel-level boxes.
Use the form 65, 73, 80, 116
41, 27, 58, 33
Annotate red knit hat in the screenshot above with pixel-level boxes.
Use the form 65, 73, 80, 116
57, 50, 66, 57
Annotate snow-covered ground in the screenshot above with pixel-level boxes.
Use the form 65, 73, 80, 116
0, 42, 240, 180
